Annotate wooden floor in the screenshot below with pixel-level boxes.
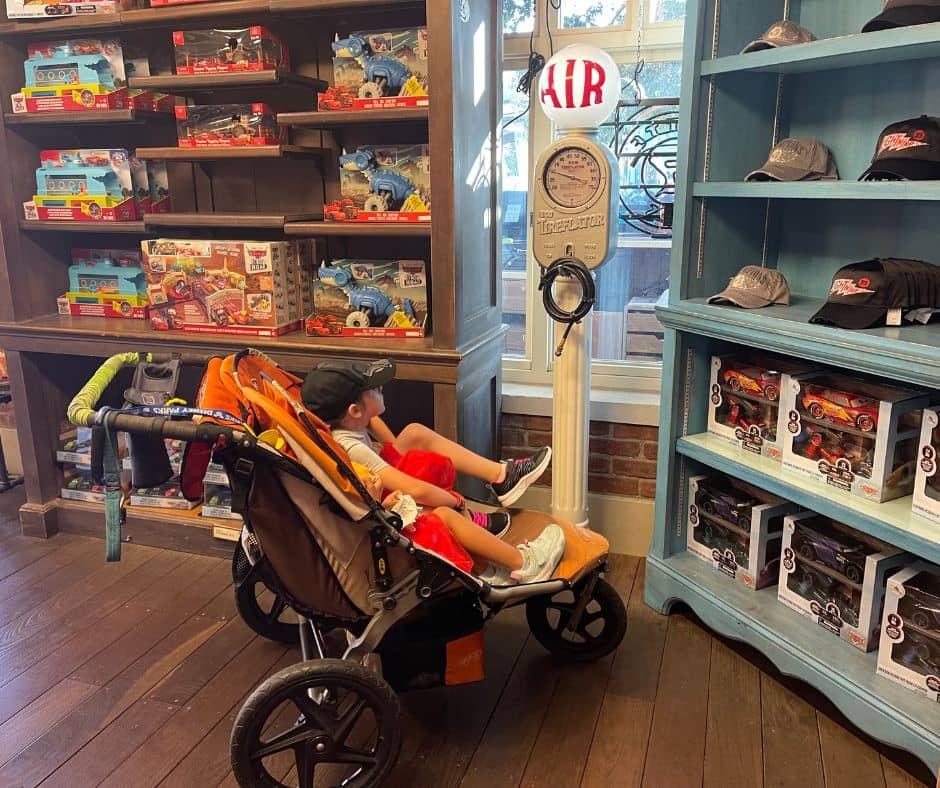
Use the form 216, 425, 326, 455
0, 486, 934, 788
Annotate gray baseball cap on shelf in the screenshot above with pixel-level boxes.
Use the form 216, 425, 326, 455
741, 20, 817, 53
745, 137, 840, 182
708, 266, 791, 309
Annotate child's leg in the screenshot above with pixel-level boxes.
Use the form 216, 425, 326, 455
432, 507, 522, 570
395, 423, 504, 483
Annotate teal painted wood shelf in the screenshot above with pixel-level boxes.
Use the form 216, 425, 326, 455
648, 0, 940, 777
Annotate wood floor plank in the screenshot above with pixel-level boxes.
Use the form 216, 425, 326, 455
580, 560, 669, 788
703, 638, 764, 788
882, 756, 931, 788
97, 635, 286, 788
0, 536, 60, 582
817, 712, 886, 788
0, 536, 96, 603
761, 674, 825, 788
640, 613, 712, 788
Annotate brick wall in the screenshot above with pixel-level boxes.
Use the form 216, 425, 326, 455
501, 414, 659, 498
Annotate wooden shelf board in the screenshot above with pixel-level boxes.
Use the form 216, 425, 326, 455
658, 297, 940, 389
20, 219, 149, 234
692, 181, 940, 200
645, 552, 940, 775
128, 69, 325, 95
122, 0, 269, 28
4, 109, 174, 126
0, 13, 122, 36
270, 0, 421, 12
144, 212, 318, 229
677, 432, 940, 565
284, 220, 431, 237
135, 145, 326, 160
702, 23, 940, 76
278, 106, 429, 128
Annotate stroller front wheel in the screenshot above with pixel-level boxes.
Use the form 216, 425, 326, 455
525, 575, 627, 663
231, 658, 401, 787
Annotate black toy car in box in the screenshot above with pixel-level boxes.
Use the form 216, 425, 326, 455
176, 104, 284, 147
173, 27, 288, 75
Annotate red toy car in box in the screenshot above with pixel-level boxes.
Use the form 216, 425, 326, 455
801, 386, 879, 432
305, 313, 345, 336
173, 27, 288, 75
318, 85, 357, 111
722, 365, 780, 401
323, 198, 359, 222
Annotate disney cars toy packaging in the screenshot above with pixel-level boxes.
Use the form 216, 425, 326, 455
129, 156, 172, 215
331, 144, 430, 223
878, 562, 940, 700
6, 0, 132, 21
321, 27, 429, 111
912, 409, 940, 524
778, 513, 909, 651
173, 27, 288, 75
141, 239, 310, 337
175, 103, 284, 147
708, 353, 821, 461
687, 473, 797, 590
309, 258, 427, 337
58, 247, 148, 319
780, 371, 928, 502
202, 464, 241, 521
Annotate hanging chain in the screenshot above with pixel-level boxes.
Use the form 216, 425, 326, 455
632, 0, 646, 103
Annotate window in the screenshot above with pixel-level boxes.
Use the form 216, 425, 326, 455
500, 0, 685, 390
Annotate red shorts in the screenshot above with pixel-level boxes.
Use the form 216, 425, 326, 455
379, 443, 456, 492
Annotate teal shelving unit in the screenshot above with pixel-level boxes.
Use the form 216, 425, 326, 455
647, 0, 940, 777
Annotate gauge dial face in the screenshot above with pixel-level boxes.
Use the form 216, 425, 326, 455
542, 146, 603, 209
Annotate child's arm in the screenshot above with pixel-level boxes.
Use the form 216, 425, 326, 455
368, 416, 396, 445
378, 465, 460, 508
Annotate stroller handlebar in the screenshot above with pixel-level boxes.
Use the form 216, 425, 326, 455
68, 352, 144, 427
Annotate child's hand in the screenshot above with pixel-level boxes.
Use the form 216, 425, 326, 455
363, 474, 383, 500
382, 491, 402, 509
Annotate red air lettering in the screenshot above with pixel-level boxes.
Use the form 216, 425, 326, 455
565, 59, 576, 108
540, 63, 562, 108
581, 60, 606, 107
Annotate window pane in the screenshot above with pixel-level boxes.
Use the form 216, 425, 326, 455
502, 0, 535, 34
558, 0, 626, 28
501, 69, 530, 357
650, 0, 686, 23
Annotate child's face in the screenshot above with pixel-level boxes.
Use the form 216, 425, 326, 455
361, 385, 386, 418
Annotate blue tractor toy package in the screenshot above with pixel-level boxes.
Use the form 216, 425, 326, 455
330, 144, 430, 224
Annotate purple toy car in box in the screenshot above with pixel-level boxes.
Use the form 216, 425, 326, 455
790, 523, 869, 584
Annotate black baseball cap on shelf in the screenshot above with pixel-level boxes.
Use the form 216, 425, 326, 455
862, 0, 940, 32
859, 116, 940, 180
301, 359, 396, 421
810, 258, 940, 329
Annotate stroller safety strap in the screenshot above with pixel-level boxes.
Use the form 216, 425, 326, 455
101, 411, 125, 562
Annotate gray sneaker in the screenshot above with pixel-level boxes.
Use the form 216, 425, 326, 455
477, 562, 515, 586
510, 524, 566, 583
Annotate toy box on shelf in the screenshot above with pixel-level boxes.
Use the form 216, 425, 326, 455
124, 58, 176, 114
58, 247, 148, 319
25, 148, 136, 223
778, 513, 909, 651
878, 562, 940, 701
309, 258, 427, 338
321, 27, 429, 111
62, 467, 105, 503
330, 144, 430, 224
130, 478, 198, 509
12, 39, 133, 114
708, 353, 821, 461
202, 463, 240, 521
173, 28, 289, 75
5, 0, 132, 21
912, 409, 940, 525
129, 157, 172, 215
141, 239, 309, 337
687, 473, 797, 590
175, 104, 284, 147
57, 425, 93, 466
780, 371, 927, 502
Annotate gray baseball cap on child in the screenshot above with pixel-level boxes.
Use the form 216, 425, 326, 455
741, 20, 817, 53
708, 266, 791, 309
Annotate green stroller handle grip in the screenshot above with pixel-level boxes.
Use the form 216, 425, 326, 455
67, 352, 148, 427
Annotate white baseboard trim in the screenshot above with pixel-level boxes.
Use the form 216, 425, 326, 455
514, 487, 654, 557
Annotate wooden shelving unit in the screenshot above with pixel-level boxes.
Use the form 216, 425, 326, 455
4, 109, 175, 126
278, 106, 429, 128
648, 1, 940, 777
0, 0, 504, 543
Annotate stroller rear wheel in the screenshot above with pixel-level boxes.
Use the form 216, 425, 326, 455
233, 543, 301, 646
525, 575, 627, 662
231, 658, 401, 787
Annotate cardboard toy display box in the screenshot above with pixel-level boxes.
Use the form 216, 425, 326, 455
321, 27, 429, 111
912, 408, 940, 525
877, 562, 940, 701
173, 27, 289, 75
130, 477, 198, 510
141, 238, 314, 337
780, 371, 928, 502
687, 473, 797, 590
58, 247, 148, 320
5, 0, 132, 21
778, 513, 909, 651
329, 144, 430, 224
708, 353, 822, 461
175, 103, 284, 147
129, 157, 172, 215
309, 258, 428, 338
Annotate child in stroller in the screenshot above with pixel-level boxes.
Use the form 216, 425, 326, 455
301, 359, 564, 584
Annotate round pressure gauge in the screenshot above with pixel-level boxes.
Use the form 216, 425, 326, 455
542, 146, 603, 209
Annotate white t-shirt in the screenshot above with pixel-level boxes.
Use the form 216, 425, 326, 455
332, 426, 389, 475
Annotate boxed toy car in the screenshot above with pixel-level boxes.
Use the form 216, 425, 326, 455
124, 58, 176, 113
25, 148, 137, 223
58, 247, 148, 319
912, 409, 940, 524
687, 473, 796, 590
309, 258, 428, 338
778, 513, 910, 651
57, 425, 93, 466
141, 239, 304, 337
780, 371, 927, 502
331, 144, 430, 223
175, 103, 284, 147
708, 353, 822, 461
130, 476, 199, 509
129, 156, 172, 215
6, 0, 133, 22
321, 27, 429, 111
12, 38, 131, 114
173, 27, 289, 75
878, 562, 940, 701
202, 474, 241, 520
62, 467, 105, 503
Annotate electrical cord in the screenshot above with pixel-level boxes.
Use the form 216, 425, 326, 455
538, 257, 596, 357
